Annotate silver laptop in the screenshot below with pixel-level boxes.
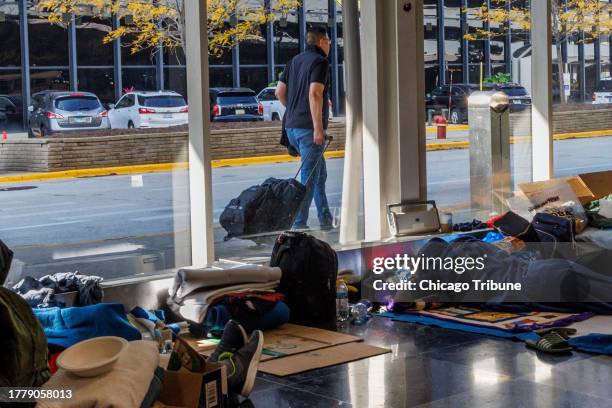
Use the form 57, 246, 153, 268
387, 201, 441, 237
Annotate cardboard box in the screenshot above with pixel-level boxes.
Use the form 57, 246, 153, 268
518, 170, 612, 206
155, 337, 228, 408
156, 363, 227, 408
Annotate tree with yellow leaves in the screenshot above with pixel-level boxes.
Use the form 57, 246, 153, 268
33, 0, 300, 60
465, 0, 612, 103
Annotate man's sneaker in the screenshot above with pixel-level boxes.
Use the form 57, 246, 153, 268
208, 320, 248, 363
218, 330, 264, 397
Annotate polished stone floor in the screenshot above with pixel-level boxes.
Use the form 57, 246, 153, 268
240, 316, 612, 408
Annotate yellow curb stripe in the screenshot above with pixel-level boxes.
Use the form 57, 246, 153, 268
0, 130, 609, 184
426, 124, 470, 133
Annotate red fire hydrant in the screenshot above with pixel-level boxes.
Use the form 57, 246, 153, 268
433, 115, 447, 140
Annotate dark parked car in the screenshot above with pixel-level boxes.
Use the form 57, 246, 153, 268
426, 84, 482, 124
28, 91, 109, 137
426, 83, 531, 124
0, 95, 23, 128
209, 88, 263, 122
489, 83, 531, 113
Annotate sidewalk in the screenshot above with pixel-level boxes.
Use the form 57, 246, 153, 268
1, 128, 610, 184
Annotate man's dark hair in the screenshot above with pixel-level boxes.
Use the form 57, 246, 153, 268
306, 26, 328, 46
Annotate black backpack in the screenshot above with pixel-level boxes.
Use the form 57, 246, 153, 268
0, 287, 51, 387
270, 232, 338, 325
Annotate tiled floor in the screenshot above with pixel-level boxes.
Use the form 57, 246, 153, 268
240, 316, 612, 408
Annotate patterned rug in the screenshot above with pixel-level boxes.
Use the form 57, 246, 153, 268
390, 305, 593, 333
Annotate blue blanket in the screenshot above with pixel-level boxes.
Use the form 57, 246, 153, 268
380, 312, 612, 355
34, 302, 141, 348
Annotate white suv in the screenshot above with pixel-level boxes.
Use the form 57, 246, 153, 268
108, 90, 188, 129
256, 86, 334, 122
592, 79, 612, 104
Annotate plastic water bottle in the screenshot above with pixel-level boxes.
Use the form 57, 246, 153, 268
351, 299, 372, 325
336, 279, 349, 322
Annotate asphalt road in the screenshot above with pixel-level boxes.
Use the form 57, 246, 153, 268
1, 136, 610, 282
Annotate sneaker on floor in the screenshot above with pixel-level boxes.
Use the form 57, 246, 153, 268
218, 330, 264, 397
291, 225, 310, 231
208, 320, 248, 363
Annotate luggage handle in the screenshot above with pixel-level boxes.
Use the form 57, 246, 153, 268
387, 200, 438, 214
293, 135, 333, 183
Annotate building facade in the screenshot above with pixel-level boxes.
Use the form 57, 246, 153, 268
0, 0, 610, 130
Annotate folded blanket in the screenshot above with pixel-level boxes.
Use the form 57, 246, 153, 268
34, 303, 141, 348
172, 281, 279, 323
37, 340, 159, 408
169, 264, 281, 303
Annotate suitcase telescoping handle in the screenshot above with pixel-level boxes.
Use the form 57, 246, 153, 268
293, 135, 333, 183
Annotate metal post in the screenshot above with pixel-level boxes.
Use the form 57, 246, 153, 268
156, 45, 164, 90
232, 44, 240, 87
460, 0, 469, 83
112, 14, 122, 101
68, 14, 78, 91
468, 91, 511, 215
231, 10, 240, 87
339, 0, 362, 244
153, 0, 164, 90
594, 36, 601, 91
265, 0, 275, 84
328, 0, 339, 116
483, 0, 491, 78
298, 1, 307, 52
504, 0, 511, 76
437, 0, 445, 85
19, 0, 31, 131
578, 31, 586, 102
185, 0, 214, 266
531, 0, 554, 181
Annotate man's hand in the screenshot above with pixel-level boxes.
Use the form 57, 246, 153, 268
314, 128, 325, 145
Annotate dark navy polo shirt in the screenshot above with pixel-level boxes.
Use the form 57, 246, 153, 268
279, 45, 330, 130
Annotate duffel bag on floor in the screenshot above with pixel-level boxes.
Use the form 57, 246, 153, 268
270, 231, 338, 325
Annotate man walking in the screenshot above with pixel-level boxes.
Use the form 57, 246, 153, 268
276, 26, 333, 230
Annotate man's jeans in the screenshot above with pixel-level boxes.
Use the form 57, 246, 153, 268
286, 128, 332, 228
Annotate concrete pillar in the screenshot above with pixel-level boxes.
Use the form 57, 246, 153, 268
361, 0, 426, 240
530, 0, 553, 181
19, 0, 30, 131
339, 0, 362, 244
185, 0, 214, 266
68, 14, 78, 91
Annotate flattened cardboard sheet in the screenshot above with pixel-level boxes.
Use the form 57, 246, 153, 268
258, 342, 391, 376
182, 323, 362, 362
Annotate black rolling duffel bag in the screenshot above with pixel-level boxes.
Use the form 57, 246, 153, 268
270, 231, 338, 325
220, 137, 332, 241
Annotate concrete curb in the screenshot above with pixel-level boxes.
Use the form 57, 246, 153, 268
0, 130, 609, 184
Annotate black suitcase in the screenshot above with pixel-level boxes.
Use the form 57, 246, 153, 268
220, 137, 332, 241
270, 231, 338, 325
